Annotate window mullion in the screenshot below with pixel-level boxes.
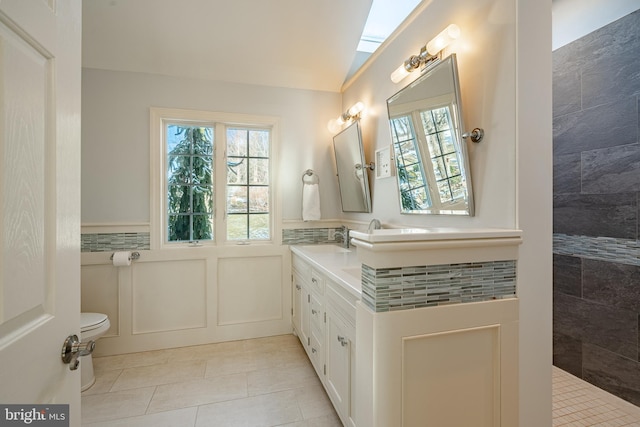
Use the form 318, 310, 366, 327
215, 126, 227, 242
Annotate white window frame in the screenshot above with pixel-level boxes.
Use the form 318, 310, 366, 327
150, 107, 281, 250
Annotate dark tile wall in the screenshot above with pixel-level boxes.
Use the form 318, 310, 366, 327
553, 9, 640, 406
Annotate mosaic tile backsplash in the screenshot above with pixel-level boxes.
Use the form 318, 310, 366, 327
81, 232, 150, 252
553, 233, 640, 267
361, 260, 517, 312
83, 228, 338, 251
282, 228, 339, 245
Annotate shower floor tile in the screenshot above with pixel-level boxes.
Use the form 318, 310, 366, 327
553, 366, 640, 426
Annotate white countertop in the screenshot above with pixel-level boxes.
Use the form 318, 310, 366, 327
350, 227, 522, 243
290, 244, 362, 297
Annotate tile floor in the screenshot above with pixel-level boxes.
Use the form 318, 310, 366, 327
81, 334, 341, 426
82, 334, 640, 426
553, 366, 640, 426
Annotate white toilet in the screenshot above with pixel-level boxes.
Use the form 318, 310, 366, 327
80, 312, 110, 391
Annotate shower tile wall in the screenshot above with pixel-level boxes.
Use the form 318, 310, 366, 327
552, 9, 640, 406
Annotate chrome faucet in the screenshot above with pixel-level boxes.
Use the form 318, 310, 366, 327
368, 218, 382, 233
335, 225, 350, 248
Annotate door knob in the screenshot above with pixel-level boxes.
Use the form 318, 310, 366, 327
61, 334, 95, 371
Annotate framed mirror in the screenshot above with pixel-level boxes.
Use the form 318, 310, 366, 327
333, 120, 372, 213
386, 54, 474, 215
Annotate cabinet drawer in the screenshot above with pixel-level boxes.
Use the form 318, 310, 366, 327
310, 292, 324, 332
309, 329, 324, 378
326, 281, 356, 327
292, 255, 311, 277
310, 269, 324, 294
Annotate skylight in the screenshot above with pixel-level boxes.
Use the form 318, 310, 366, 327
357, 0, 422, 54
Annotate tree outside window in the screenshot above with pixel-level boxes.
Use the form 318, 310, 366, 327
166, 125, 214, 242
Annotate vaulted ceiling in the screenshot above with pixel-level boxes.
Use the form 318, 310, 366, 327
82, 0, 374, 92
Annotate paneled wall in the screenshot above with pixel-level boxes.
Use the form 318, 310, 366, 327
81, 244, 292, 356
553, 9, 640, 405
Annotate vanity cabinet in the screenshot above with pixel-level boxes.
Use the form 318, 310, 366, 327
325, 284, 357, 427
291, 229, 522, 427
291, 252, 357, 427
292, 255, 326, 378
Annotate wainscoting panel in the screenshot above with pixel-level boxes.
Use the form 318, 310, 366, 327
132, 259, 207, 334
217, 256, 283, 326
81, 264, 119, 337
80, 243, 292, 356
402, 325, 500, 427
356, 298, 518, 426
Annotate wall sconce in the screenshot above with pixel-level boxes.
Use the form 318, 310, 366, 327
390, 24, 460, 84
327, 101, 365, 133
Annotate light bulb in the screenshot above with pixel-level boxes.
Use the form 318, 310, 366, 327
426, 24, 460, 56
327, 118, 342, 134
390, 63, 411, 83
347, 102, 364, 117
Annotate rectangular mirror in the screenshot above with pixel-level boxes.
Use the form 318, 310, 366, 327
387, 54, 474, 215
333, 120, 372, 213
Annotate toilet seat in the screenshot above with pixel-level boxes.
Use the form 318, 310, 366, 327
81, 312, 109, 334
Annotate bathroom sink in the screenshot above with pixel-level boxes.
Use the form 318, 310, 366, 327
341, 266, 361, 280
350, 227, 522, 243
298, 245, 351, 254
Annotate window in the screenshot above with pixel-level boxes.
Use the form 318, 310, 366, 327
389, 115, 431, 211
389, 101, 465, 213
226, 128, 270, 240
166, 124, 214, 242
420, 105, 465, 205
150, 108, 279, 248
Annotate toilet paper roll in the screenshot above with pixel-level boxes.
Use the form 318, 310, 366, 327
112, 251, 132, 267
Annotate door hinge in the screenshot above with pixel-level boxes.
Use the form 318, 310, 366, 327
291, 308, 293, 316
324, 312, 326, 323
307, 294, 310, 303
324, 364, 326, 375
307, 337, 310, 346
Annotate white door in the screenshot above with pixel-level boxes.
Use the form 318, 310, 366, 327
0, 0, 82, 423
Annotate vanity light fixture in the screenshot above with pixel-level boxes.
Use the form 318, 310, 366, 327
327, 101, 365, 133
390, 24, 460, 84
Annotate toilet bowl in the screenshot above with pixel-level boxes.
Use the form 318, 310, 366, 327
80, 312, 110, 391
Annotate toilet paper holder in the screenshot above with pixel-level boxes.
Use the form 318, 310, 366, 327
109, 251, 141, 261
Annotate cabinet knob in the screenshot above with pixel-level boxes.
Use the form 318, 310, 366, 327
337, 335, 348, 347
312, 309, 318, 315
296, 284, 301, 290
312, 347, 317, 353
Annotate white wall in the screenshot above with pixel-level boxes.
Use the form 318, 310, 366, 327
342, 0, 517, 229
552, 0, 640, 49
81, 68, 344, 224
341, 0, 552, 426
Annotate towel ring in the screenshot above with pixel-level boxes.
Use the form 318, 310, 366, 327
302, 169, 319, 184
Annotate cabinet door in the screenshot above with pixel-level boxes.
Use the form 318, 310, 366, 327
292, 272, 304, 339
325, 308, 352, 423
299, 283, 311, 350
